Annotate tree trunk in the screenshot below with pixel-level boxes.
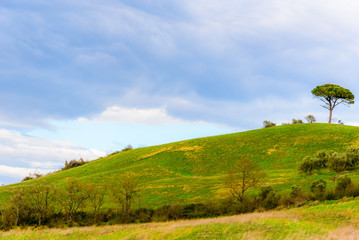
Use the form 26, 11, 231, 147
15, 206, 19, 226
329, 108, 333, 124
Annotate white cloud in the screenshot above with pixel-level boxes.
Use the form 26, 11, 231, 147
0, 165, 53, 179
101, 88, 321, 129
0, 129, 105, 183
77, 105, 207, 125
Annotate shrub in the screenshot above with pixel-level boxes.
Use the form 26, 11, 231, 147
21, 176, 33, 182
21, 172, 43, 182
325, 190, 336, 200
122, 145, 133, 152
278, 194, 292, 207
62, 158, 87, 170
315, 150, 328, 168
260, 185, 274, 200
290, 185, 307, 205
310, 179, 326, 200
260, 185, 280, 210
263, 121, 276, 128
328, 152, 347, 174
346, 183, 359, 198
345, 147, 359, 169
290, 185, 303, 199
336, 175, 352, 192
292, 119, 303, 124
298, 156, 321, 175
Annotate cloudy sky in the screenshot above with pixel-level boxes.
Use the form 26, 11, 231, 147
1, 0, 359, 184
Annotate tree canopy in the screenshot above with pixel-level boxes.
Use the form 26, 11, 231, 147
311, 84, 354, 123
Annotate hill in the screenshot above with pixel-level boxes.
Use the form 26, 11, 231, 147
1, 123, 359, 208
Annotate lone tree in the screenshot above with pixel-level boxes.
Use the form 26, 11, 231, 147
223, 158, 266, 202
311, 84, 354, 123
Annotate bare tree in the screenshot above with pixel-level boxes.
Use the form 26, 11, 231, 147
223, 158, 266, 202
7, 188, 30, 226
61, 177, 87, 221
85, 182, 106, 222
27, 182, 57, 225
110, 172, 139, 214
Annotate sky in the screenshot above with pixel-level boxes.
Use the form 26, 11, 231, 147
2, 0, 359, 184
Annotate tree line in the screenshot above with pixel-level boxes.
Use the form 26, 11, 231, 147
0, 172, 138, 230
298, 147, 359, 176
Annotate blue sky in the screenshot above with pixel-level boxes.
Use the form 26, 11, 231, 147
1, 0, 359, 184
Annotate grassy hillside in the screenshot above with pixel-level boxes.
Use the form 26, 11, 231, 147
2, 197, 359, 239
2, 123, 359, 208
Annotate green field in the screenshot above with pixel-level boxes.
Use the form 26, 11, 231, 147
2, 123, 359, 208
2, 197, 359, 239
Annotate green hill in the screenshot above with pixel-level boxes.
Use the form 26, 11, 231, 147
2, 123, 359, 208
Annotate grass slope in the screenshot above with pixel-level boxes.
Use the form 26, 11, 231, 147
2, 123, 359, 208
2, 197, 359, 239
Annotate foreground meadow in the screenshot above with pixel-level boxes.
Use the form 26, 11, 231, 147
2, 197, 359, 240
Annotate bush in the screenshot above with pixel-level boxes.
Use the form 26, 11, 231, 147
325, 190, 336, 200
345, 147, 359, 169
310, 179, 326, 200
328, 152, 347, 173
290, 185, 303, 199
336, 175, 352, 192
21, 176, 33, 182
260, 185, 274, 200
21, 172, 43, 182
263, 121, 276, 128
290, 185, 307, 205
133, 208, 154, 223
292, 119, 303, 124
122, 145, 133, 152
298, 156, 321, 175
62, 158, 87, 170
278, 194, 293, 207
315, 150, 328, 168
345, 184, 359, 198
260, 185, 280, 210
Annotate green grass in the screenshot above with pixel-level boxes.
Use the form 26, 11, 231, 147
2, 198, 359, 239
2, 123, 359, 208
